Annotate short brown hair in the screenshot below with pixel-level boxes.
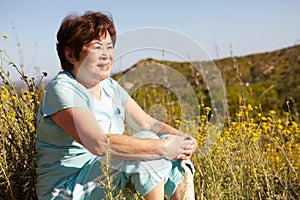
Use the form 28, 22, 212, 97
56, 11, 116, 71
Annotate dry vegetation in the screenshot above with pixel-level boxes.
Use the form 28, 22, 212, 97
0, 34, 299, 199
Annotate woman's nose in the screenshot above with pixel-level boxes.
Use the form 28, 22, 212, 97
100, 48, 109, 60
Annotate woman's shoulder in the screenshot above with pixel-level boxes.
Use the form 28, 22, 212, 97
47, 71, 74, 86
46, 71, 85, 91
43, 71, 90, 102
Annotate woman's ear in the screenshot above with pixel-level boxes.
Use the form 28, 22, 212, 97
65, 47, 76, 64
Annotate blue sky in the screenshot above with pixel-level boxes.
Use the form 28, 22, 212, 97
1, 0, 300, 80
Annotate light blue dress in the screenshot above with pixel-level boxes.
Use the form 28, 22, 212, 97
35, 71, 193, 199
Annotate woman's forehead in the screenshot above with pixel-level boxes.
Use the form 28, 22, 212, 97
93, 31, 112, 43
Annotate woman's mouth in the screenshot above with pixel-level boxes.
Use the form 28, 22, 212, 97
97, 64, 111, 70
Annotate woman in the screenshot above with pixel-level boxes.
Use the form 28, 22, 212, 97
36, 11, 197, 200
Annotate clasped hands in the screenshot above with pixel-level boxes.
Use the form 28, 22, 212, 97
164, 134, 197, 166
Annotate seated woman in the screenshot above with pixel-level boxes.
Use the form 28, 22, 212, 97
35, 11, 197, 200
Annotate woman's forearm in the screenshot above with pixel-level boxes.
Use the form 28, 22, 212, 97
149, 117, 185, 137
108, 134, 166, 160
106, 133, 193, 161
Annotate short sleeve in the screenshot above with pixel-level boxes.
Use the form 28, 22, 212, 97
41, 79, 90, 117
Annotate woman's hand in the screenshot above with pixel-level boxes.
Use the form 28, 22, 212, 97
166, 133, 197, 167
175, 132, 197, 158
163, 135, 197, 161
179, 136, 197, 167
183, 135, 197, 156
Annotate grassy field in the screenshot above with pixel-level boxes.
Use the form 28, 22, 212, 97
0, 34, 299, 199
127, 85, 300, 200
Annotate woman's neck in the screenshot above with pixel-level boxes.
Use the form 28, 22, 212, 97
87, 84, 102, 100
69, 69, 103, 100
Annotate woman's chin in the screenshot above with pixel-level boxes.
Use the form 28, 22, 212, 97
97, 72, 110, 81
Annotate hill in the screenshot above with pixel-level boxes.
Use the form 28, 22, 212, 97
113, 44, 300, 118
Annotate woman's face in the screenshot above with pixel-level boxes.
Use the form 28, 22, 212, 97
73, 32, 114, 87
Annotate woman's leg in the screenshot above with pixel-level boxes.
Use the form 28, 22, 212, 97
127, 132, 195, 199
126, 131, 170, 199
170, 164, 195, 200
143, 178, 165, 200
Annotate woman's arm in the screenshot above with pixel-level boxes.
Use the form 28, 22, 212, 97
50, 107, 193, 160
124, 98, 198, 138
124, 98, 181, 136
123, 97, 197, 160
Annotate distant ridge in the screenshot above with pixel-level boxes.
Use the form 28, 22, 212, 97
113, 44, 300, 114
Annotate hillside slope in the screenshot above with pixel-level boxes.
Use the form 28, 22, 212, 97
113, 44, 300, 116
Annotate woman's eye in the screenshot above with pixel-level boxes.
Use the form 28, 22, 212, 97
90, 43, 113, 50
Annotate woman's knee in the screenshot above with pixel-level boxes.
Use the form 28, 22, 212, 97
133, 131, 160, 139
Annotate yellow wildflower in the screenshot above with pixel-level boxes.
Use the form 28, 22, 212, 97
261, 116, 267, 121
236, 112, 242, 117
200, 115, 207, 120
284, 112, 289, 116
269, 110, 276, 115
29, 123, 35, 132
247, 104, 253, 111
219, 137, 224, 143
277, 124, 283, 130
204, 107, 211, 112
231, 122, 237, 126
